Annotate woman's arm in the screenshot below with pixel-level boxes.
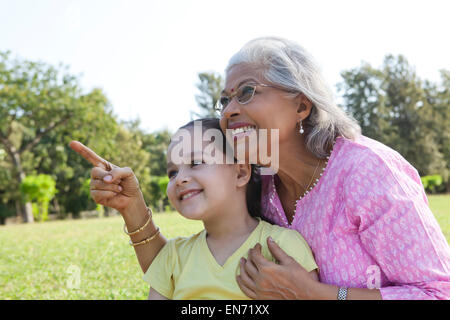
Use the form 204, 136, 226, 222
343, 150, 450, 299
239, 148, 450, 300
237, 240, 382, 300
313, 282, 381, 300
238, 167, 450, 299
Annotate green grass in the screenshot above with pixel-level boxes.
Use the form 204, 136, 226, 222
0, 212, 203, 300
428, 194, 450, 241
0, 194, 448, 300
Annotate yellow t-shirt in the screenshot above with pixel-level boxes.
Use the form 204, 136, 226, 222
143, 219, 317, 300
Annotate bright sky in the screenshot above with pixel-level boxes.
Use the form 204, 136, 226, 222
1, 0, 449, 133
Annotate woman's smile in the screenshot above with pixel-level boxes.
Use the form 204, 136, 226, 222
231, 126, 257, 141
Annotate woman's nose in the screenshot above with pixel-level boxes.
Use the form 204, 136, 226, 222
221, 99, 241, 119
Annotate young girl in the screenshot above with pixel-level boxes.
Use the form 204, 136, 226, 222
144, 118, 318, 300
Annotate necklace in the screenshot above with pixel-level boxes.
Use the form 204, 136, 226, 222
304, 159, 321, 192
293, 139, 337, 214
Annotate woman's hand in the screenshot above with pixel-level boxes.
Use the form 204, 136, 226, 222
237, 237, 319, 300
69, 140, 144, 213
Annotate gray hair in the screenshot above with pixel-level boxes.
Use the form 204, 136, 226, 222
226, 36, 361, 158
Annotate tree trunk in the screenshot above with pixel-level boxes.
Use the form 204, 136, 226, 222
11, 151, 34, 223
20, 201, 34, 223
104, 206, 110, 217
2, 118, 71, 224
53, 197, 63, 219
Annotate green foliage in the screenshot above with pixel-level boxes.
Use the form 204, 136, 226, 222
0, 50, 121, 220
191, 71, 223, 119
0, 146, 17, 221
421, 175, 444, 194
20, 174, 57, 221
338, 55, 450, 191
142, 128, 171, 177
0, 51, 177, 220
0, 201, 15, 222
156, 176, 172, 212
138, 129, 171, 210
157, 176, 169, 194
96, 203, 105, 218
2, 49, 448, 223
148, 176, 171, 212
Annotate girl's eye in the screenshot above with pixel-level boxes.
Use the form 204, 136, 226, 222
167, 170, 177, 179
191, 159, 204, 167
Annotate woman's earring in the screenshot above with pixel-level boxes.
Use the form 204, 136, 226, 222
299, 120, 304, 134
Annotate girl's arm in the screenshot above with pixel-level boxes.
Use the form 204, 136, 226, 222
122, 198, 168, 274
69, 141, 167, 274
148, 288, 169, 300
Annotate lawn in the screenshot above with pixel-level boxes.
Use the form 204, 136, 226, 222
0, 194, 449, 300
0, 212, 203, 300
428, 194, 450, 241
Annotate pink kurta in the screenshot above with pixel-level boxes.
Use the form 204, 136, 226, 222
261, 135, 450, 299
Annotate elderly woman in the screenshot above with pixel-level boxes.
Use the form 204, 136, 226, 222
71, 37, 450, 300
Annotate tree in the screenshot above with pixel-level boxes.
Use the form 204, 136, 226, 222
338, 55, 448, 188
0, 145, 16, 223
109, 119, 152, 213
20, 174, 57, 222
191, 72, 224, 119
104, 118, 172, 212
141, 128, 172, 211
337, 62, 390, 142
424, 70, 450, 188
0, 51, 118, 222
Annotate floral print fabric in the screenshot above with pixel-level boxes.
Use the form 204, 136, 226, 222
261, 135, 450, 299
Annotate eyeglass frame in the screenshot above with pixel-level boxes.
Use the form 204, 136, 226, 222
214, 82, 279, 113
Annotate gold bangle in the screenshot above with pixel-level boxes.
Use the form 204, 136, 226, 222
129, 227, 160, 247
123, 207, 152, 236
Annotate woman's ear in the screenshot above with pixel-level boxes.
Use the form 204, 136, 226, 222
294, 93, 313, 123
235, 163, 252, 188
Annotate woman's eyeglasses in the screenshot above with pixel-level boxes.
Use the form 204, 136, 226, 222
215, 83, 276, 113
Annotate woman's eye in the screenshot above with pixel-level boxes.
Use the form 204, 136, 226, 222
220, 96, 230, 107
238, 86, 255, 103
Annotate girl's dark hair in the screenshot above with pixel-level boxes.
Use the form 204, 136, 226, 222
179, 118, 262, 219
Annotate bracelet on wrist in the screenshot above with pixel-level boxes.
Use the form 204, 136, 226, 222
123, 207, 152, 236
129, 227, 160, 247
337, 287, 348, 300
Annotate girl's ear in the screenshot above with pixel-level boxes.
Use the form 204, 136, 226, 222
235, 163, 252, 188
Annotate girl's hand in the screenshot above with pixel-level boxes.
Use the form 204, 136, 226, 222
69, 140, 144, 213
237, 237, 319, 300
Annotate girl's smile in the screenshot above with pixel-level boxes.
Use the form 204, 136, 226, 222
179, 189, 203, 201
